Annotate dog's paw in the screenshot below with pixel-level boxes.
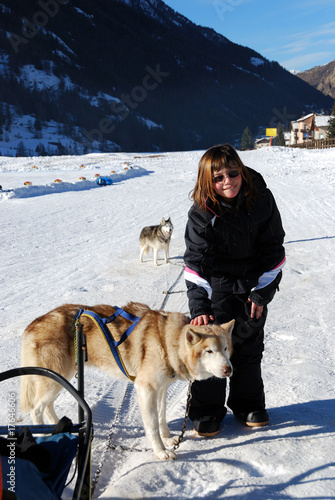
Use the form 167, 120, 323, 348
162, 435, 179, 447
156, 449, 177, 460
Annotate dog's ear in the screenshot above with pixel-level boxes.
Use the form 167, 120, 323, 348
161, 217, 166, 224
186, 328, 201, 345
220, 319, 235, 338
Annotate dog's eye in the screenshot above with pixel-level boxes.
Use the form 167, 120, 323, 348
206, 349, 213, 354
224, 347, 228, 352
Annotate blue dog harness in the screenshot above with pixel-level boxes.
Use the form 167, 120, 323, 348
75, 307, 141, 381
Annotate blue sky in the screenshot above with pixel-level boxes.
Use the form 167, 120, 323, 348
163, 0, 335, 72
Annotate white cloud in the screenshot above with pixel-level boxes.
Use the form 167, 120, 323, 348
281, 22, 335, 55
261, 20, 335, 70
281, 51, 332, 72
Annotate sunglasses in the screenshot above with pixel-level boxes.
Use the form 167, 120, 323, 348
212, 170, 240, 183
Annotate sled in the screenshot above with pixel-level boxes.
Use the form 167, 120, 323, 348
0, 355, 92, 500
95, 176, 113, 186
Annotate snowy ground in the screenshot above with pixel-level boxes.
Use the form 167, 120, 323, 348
1, 147, 334, 499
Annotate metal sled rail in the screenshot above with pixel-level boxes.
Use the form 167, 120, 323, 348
0, 366, 93, 500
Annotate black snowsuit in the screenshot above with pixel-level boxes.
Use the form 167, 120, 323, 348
184, 167, 285, 420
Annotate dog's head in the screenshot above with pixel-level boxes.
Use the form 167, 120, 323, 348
182, 320, 234, 381
161, 217, 173, 235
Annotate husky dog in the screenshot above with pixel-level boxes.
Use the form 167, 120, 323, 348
20, 302, 234, 460
139, 217, 173, 266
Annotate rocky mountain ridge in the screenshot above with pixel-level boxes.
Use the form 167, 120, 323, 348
297, 60, 335, 100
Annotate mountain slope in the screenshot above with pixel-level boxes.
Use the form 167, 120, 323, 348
0, 0, 332, 154
297, 60, 335, 99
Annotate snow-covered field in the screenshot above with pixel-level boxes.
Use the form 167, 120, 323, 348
1, 146, 334, 499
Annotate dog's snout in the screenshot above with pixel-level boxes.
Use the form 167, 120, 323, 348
222, 366, 232, 377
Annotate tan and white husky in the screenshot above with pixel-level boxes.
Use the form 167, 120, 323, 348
139, 217, 173, 265
20, 302, 234, 460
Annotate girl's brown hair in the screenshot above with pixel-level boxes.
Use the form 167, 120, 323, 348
190, 144, 258, 210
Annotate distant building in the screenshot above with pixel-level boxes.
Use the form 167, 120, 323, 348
284, 132, 291, 146
312, 115, 331, 140
289, 114, 331, 145
290, 121, 298, 145
255, 137, 271, 149
295, 113, 314, 144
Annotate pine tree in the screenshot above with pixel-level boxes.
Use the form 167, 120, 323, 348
16, 141, 27, 157
240, 127, 254, 150
274, 123, 285, 146
327, 101, 335, 138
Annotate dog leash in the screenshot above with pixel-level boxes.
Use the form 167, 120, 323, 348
160, 265, 185, 310
172, 379, 193, 451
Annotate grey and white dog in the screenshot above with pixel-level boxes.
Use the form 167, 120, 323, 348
139, 217, 173, 266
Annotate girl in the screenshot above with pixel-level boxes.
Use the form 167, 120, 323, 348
184, 144, 285, 436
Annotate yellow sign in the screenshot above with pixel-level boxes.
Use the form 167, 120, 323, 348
266, 128, 277, 137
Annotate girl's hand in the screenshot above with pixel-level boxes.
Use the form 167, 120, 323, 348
190, 314, 214, 326
248, 299, 263, 319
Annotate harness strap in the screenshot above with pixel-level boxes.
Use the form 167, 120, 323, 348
75, 307, 140, 382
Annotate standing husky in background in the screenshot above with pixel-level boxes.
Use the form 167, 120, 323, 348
139, 217, 173, 266
20, 301, 234, 460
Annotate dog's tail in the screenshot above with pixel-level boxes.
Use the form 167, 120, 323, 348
20, 333, 38, 414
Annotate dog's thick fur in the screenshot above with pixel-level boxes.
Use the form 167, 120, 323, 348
139, 217, 173, 265
20, 302, 234, 460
